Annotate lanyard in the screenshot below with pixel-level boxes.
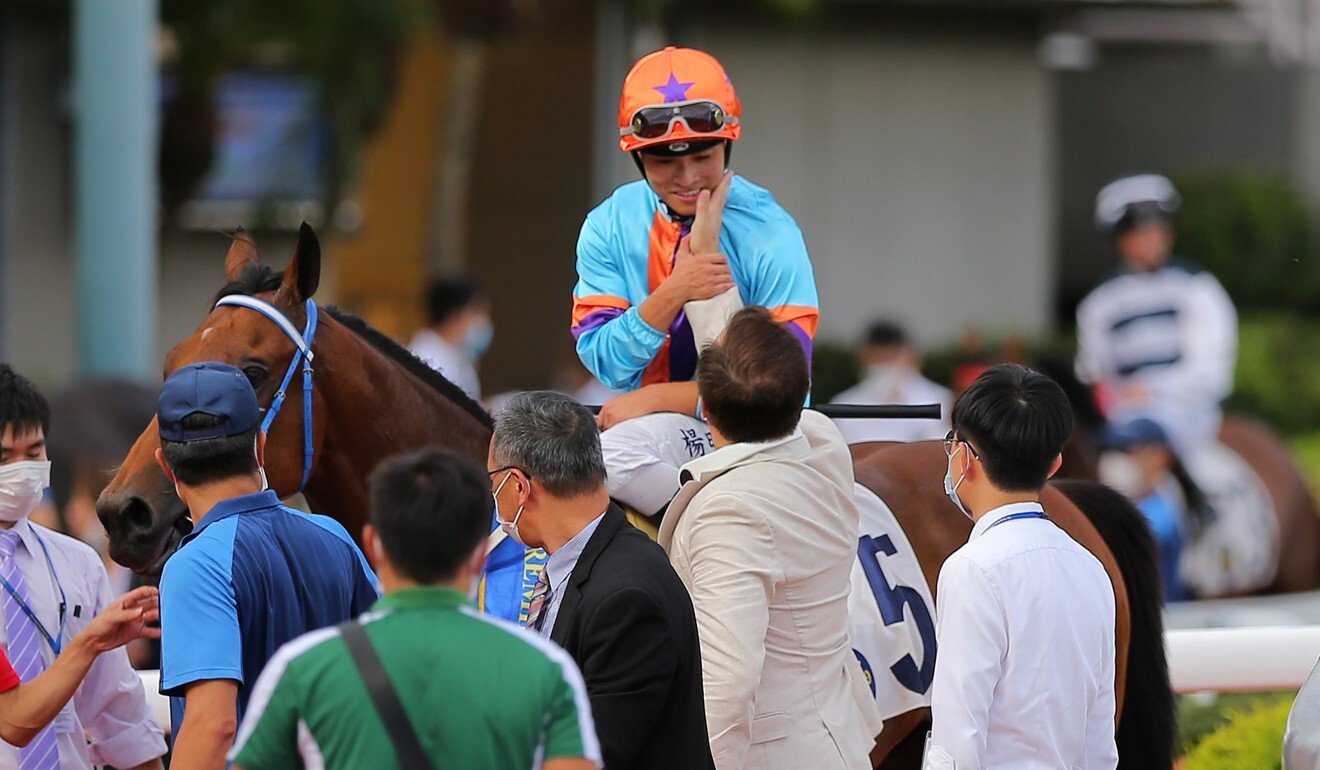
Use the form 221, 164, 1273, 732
0, 532, 66, 655
986, 510, 1049, 531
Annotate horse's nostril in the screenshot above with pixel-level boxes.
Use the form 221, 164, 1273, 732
118, 496, 155, 536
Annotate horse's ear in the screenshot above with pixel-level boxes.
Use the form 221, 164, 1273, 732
225, 227, 259, 282
279, 222, 322, 302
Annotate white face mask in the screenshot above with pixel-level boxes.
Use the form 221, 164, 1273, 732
492, 471, 527, 547
1098, 451, 1144, 499
0, 461, 51, 523
255, 441, 269, 492
943, 445, 972, 520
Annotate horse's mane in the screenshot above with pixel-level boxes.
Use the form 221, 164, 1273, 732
214, 264, 493, 430
325, 307, 493, 429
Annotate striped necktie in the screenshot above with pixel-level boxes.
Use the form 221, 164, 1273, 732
525, 568, 551, 632
0, 530, 59, 769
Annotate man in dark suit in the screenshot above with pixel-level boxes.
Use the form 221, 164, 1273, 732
488, 391, 713, 770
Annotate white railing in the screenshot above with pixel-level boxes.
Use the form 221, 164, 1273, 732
1168, 625, 1320, 694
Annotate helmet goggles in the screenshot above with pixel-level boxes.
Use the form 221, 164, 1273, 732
621, 99, 738, 142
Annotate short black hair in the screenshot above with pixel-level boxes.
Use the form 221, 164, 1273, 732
367, 448, 491, 584
950, 364, 1073, 492
697, 306, 809, 443
159, 413, 259, 487
426, 277, 483, 326
865, 320, 908, 348
0, 365, 51, 439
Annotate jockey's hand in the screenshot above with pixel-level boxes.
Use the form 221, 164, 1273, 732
1118, 381, 1152, 405
598, 387, 664, 431
689, 170, 733, 256
668, 237, 734, 303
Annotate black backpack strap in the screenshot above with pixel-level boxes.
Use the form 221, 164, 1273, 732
338, 621, 436, 770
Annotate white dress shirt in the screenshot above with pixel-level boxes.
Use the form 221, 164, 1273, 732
926, 502, 1117, 770
408, 328, 481, 399
0, 519, 167, 769
830, 367, 951, 444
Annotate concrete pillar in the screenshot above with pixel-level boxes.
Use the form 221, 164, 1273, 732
73, 0, 158, 380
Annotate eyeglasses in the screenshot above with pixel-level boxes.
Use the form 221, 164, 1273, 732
943, 430, 981, 460
488, 465, 531, 487
620, 100, 737, 141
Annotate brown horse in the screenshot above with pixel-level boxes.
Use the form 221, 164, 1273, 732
95, 227, 1172, 768
95, 225, 492, 572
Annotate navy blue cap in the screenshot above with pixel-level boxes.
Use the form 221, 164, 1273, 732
1102, 417, 1171, 450
158, 362, 261, 442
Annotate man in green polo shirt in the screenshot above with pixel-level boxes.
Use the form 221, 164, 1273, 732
229, 448, 602, 770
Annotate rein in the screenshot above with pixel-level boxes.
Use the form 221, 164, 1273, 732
213, 295, 319, 493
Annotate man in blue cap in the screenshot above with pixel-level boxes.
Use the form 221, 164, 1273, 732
152, 362, 378, 770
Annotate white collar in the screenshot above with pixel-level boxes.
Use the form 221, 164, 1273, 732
969, 501, 1046, 541
678, 426, 806, 485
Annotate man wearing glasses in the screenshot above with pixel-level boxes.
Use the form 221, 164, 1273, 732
926, 364, 1117, 769
487, 392, 712, 770
571, 46, 820, 519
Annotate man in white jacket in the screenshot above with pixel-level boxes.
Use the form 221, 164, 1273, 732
659, 307, 882, 770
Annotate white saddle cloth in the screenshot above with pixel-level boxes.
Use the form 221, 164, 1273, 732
1178, 442, 1279, 597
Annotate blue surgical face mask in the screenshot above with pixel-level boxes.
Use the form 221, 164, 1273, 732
464, 317, 494, 359
943, 444, 971, 520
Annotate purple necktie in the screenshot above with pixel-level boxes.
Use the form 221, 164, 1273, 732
0, 531, 59, 769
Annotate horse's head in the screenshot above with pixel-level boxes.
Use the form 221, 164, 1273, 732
96, 224, 324, 573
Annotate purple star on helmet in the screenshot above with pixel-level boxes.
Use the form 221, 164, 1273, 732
653, 73, 695, 103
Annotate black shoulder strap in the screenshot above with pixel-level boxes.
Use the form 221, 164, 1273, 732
338, 621, 436, 770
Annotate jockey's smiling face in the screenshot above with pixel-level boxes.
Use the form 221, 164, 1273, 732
1115, 221, 1174, 273
639, 143, 726, 218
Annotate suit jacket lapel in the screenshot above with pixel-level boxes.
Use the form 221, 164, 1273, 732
550, 504, 626, 646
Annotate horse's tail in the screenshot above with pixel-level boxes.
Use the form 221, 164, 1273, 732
1053, 479, 1174, 770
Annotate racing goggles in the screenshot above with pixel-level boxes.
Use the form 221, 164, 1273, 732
621, 100, 737, 140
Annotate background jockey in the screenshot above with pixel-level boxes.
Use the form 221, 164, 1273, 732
1077, 176, 1279, 596
571, 46, 819, 516
1075, 173, 1238, 457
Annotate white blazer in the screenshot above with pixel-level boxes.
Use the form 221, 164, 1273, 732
660, 410, 883, 770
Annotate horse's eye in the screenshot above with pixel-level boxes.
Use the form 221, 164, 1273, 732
243, 366, 268, 388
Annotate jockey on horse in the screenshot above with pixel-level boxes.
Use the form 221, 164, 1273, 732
572, 46, 819, 518
1078, 174, 1277, 596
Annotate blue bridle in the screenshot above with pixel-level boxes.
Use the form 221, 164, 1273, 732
213, 295, 320, 493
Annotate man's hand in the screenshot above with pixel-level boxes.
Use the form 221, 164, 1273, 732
78, 587, 161, 653
666, 237, 734, 304
689, 170, 733, 256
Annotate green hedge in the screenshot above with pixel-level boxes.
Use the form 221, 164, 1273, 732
1173, 171, 1320, 313
1228, 313, 1320, 435
1183, 695, 1292, 769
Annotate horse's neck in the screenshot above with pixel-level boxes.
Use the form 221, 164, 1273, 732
302, 318, 492, 527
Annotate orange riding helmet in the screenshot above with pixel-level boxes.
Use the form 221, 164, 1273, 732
617, 46, 742, 153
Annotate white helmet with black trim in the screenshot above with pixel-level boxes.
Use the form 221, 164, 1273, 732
1094, 174, 1181, 234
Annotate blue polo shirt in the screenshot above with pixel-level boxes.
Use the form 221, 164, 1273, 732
160, 490, 378, 729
